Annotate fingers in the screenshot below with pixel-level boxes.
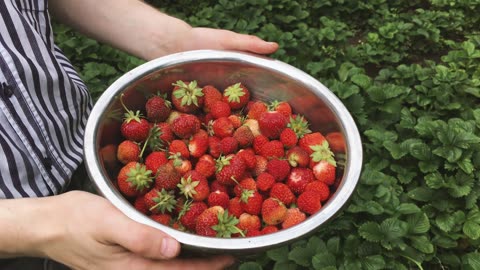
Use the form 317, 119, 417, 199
218, 29, 279, 54
102, 211, 181, 260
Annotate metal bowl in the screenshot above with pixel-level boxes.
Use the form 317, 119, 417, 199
84, 50, 363, 255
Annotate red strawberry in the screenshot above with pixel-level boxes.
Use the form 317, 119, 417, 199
100, 144, 119, 174
179, 201, 208, 231
207, 190, 230, 208
117, 162, 153, 197
155, 122, 174, 143
298, 132, 326, 154
145, 93, 171, 122
305, 181, 330, 202
169, 140, 190, 159
210, 100, 231, 119
171, 114, 201, 139
228, 114, 242, 129
212, 117, 234, 138
237, 213, 261, 235
253, 155, 268, 177
228, 197, 244, 218
220, 136, 238, 155
171, 80, 204, 113
210, 180, 229, 194
144, 188, 177, 214
150, 213, 172, 226
116, 140, 140, 164
326, 132, 346, 153
286, 146, 310, 168
195, 159, 216, 178
223, 83, 250, 110
166, 110, 183, 124
233, 178, 257, 197
258, 111, 287, 139
282, 208, 306, 229
286, 167, 315, 194
270, 100, 292, 119
253, 134, 269, 154
311, 160, 336, 185
134, 195, 149, 214
144, 151, 168, 174
233, 125, 254, 148
119, 94, 151, 142
195, 206, 243, 237
208, 136, 222, 158
215, 155, 246, 186
259, 140, 285, 159
243, 119, 261, 137
240, 191, 263, 215
168, 154, 192, 175
236, 149, 256, 170
287, 115, 312, 139
261, 198, 287, 225
297, 191, 322, 215
247, 101, 268, 120
266, 159, 291, 182
202, 85, 222, 113
188, 129, 209, 158
177, 170, 210, 202
280, 128, 298, 148
310, 140, 336, 166
256, 172, 276, 192
270, 183, 295, 206
154, 163, 181, 190
260, 225, 279, 235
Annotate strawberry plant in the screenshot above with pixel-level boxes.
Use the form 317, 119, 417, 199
54, 0, 480, 269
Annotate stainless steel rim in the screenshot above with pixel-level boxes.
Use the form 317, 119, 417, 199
84, 50, 363, 251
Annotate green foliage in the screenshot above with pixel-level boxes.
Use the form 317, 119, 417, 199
54, 0, 480, 269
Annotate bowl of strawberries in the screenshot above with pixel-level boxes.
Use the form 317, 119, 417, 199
84, 50, 363, 254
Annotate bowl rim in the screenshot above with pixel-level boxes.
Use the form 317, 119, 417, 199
84, 49, 363, 252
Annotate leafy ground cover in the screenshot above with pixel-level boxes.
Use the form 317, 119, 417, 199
54, 0, 480, 269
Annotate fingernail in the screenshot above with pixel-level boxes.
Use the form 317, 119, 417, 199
161, 237, 179, 258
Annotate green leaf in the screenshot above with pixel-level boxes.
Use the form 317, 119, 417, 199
435, 213, 456, 232
351, 74, 372, 89
267, 246, 290, 263
463, 221, 480, 240
359, 222, 383, 242
273, 261, 298, 270
407, 213, 430, 234
362, 255, 386, 270
410, 235, 434, 253
396, 203, 421, 215
312, 252, 336, 270
408, 187, 434, 202
239, 262, 263, 270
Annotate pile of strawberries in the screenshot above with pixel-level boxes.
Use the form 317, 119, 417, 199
100, 80, 345, 238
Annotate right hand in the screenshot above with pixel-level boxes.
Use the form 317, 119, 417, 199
36, 191, 234, 270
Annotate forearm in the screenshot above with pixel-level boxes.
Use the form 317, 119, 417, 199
48, 0, 192, 60
0, 197, 59, 258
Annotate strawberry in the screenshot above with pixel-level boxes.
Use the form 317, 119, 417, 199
195, 206, 243, 237
233, 178, 257, 197
144, 188, 177, 214
260, 225, 279, 235
269, 100, 292, 119
100, 144, 119, 174
287, 115, 312, 139
282, 208, 306, 229
212, 117, 234, 138
119, 94, 151, 142
258, 111, 287, 139
298, 132, 326, 154
188, 129, 209, 158
310, 140, 336, 166
297, 191, 322, 215
326, 132, 346, 153
116, 140, 140, 164
134, 195, 149, 214
259, 140, 285, 159
240, 191, 263, 215
210, 180, 229, 194
168, 154, 192, 175
117, 162, 153, 197
210, 100, 231, 119
150, 213, 172, 226
223, 83, 250, 110
228, 197, 244, 218
195, 159, 216, 178
145, 93, 171, 122
243, 119, 261, 137
228, 114, 242, 129
144, 151, 168, 174
154, 163, 181, 190
269, 183, 295, 206
177, 171, 210, 202
252, 155, 268, 177
280, 128, 298, 148
286, 146, 310, 168
305, 181, 330, 202
266, 159, 291, 182
256, 172, 276, 192
220, 136, 239, 155
215, 155, 246, 186
166, 110, 183, 124
253, 134, 269, 154
286, 167, 315, 194
171, 80, 204, 113
178, 201, 207, 231
233, 125, 254, 148
247, 101, 268, 120
169, 140, 190, 159
207, 190, 230, 208
237, 213, 261, 235
311, 160, 336, 185
202, 85, 222, 113
261, 198, 287, 225
171, 114, 201, 139
155, 122, 174, 143
236, 149, 256, 170
208, 136, 222, 158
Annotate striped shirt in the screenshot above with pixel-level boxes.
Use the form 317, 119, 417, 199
0, 0, 92, 198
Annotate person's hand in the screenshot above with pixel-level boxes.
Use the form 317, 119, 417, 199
36, 191, 234, 270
